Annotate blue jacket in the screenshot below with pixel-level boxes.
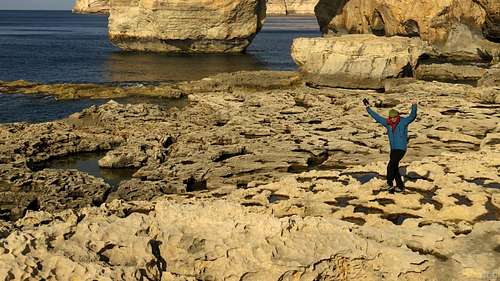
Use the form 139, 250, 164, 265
366, 104, 417, 151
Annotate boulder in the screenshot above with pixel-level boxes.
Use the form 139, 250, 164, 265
314, 0, 500, 61
291, 35, 428, 89
72, 0, 109, 14
108, 0, 267, 53
267, 0, 318, 15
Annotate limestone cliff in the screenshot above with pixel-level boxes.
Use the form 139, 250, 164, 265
267, 0, 318, 15
73, 0, 316, 16
108, 0, 266, 53
315, 0, 500, 61
477, 0, 500, 42
72, 0, 109, 14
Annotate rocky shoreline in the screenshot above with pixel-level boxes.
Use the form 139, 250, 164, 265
2, 0, 500, 278
0, 70, 499, 279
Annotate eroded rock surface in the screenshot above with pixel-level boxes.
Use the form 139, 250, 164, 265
0, 163, 498, 280
73, 0, 109, 14
0, 71, 499, 280
478, 63, 500, 87
1, 71, 499, 218
108, 0, 266, 53
267, 0, 318, 15
478, 0, 500, 42
291, 35, 428, 88
314, 0, 500, 61
0, 80, 184, 100
415, 63, 489, 84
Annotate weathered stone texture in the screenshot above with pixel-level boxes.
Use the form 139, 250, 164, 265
73, 0, 109, 14
291, 35, 428, 88
108, 0, 266, 53
315, 0, 500, 61
267, 0, 318, 15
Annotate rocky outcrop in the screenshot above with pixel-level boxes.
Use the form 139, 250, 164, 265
291, 35, 429, 89
415, 63, 488, 84
266, 0, 318, 15
72, 0, 109, 14
478, 63, 500, 87
0, 163, 112, 221
0, 80, 184, 100
108, 0, 266, 53
73, 0, 318, 16
314, 0, 500, 61
478, 0, 500, 42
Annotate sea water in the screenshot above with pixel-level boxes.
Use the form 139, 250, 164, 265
0, 11, 319, 123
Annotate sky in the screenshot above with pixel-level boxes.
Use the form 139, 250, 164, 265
0, 0, 75, 10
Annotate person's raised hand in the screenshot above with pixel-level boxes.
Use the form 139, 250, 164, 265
409, 99, 417, 105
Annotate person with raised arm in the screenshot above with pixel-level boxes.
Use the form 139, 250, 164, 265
363, 98, 417, 193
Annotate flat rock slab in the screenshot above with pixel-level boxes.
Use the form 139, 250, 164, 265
291, 35, 428, 89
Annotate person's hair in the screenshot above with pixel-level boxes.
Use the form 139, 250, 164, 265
388, 109, 399, 118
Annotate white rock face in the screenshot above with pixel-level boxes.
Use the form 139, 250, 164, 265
108, 0, 267, 53
267, 0, 318, 15
291, 35, 429, 89
73, 0, 109, 14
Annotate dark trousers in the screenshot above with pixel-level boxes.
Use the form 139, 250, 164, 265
387, 149, 406, 188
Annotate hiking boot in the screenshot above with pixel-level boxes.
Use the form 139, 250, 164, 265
395, 186, 405, 193
387, 185, 395, 194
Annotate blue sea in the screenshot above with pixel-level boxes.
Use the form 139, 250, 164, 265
0, 11, 319, 123
0, 11, 319, 83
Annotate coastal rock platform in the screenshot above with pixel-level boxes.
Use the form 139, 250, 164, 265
0, 71, 499, 280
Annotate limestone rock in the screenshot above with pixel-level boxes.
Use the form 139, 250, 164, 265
291, 35, 428, 89
1, 72, 500, 279
315, 0, 500, 61
72, 0, 109, 14
1, 72, 499, 217
0, 195, 499, 280
476, 86, 500, 104
0, 164, 111, 221
478, 0, 500, 42
267, 0, 288, 14
415, 63, 488, 84
0, 80, 185, 100
478, 63, 500, 87
98, 145, 149, 168
267, 0, 318, 15
108, 0, 267, 53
